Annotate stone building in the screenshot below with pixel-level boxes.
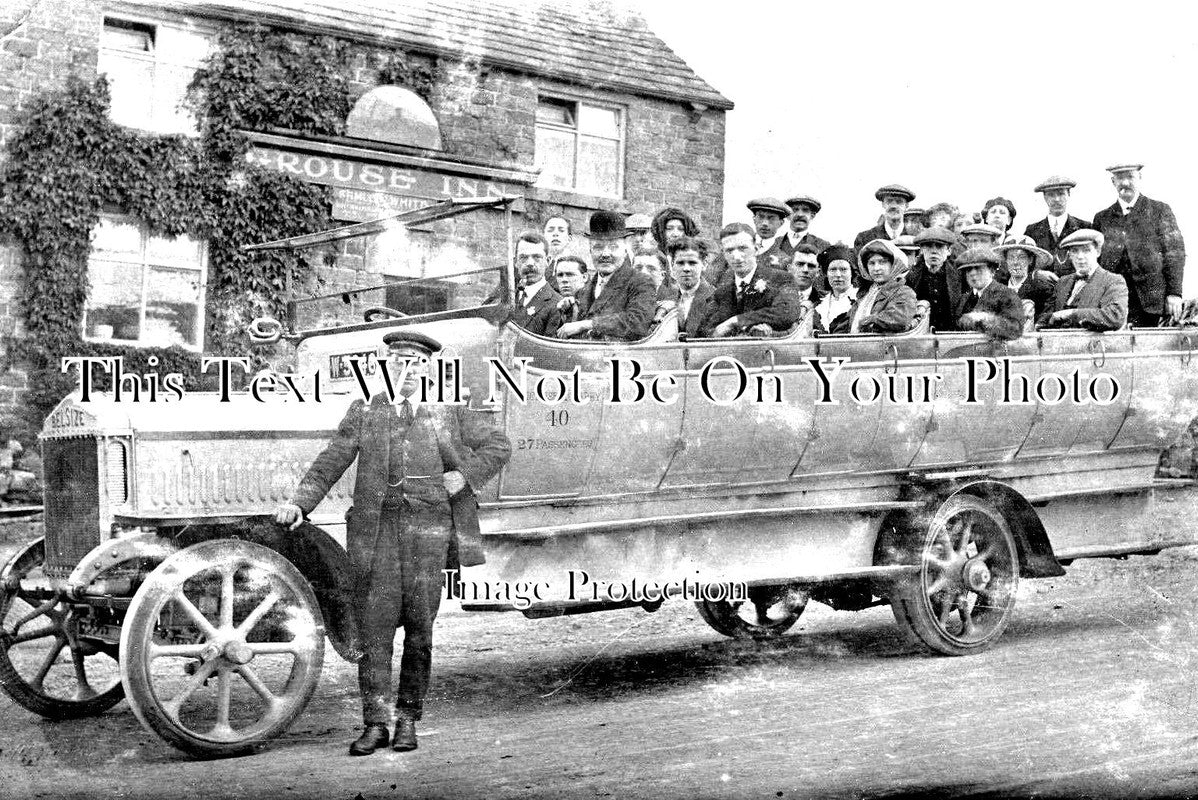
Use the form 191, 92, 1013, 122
0, 0, 731, 417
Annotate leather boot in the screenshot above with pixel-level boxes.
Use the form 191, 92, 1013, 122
349, 724, 390, 756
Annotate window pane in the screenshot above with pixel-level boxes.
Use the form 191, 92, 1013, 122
86, 259, 143, 342
146, 231, 202, 267
102, 24, 153, 53
92, 218, 143, 257
146, 266, 203, 347
577, 135, 619, 196
152, 62, 200, 134
578, 104, 619, 137
156, 26, 210, 65
99, 51, 155, 129
535, 98, 575, 127
534, 126, 575, 189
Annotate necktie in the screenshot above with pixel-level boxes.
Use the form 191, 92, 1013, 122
399, 398, 414, 427
515, 287, 527, 306
1067, 275, 1088, 306
736, 281, 747, 304
594, 277, 606, 300
1051, 218, 1062, 239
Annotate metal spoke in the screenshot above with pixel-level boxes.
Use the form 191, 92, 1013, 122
10, 625, 58, 645
215, 667, 232, 728
247, 641, 301, 656
162, 658, 219, 721
957, 517, 975, 556
937, 594, 955, 626
959, 599, 977, 639
926, 573, 950, 596
235, 664, 278, 707
220, 565, 235, 629
149, 642, 208, 660
8, 597, 59, 632
236, 590, 280, 637
30, 637, 67, 692
68, 645, 98, 700
170, 591, 219, 639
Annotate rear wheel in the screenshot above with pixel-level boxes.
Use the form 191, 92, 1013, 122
0, 539, 124, 718
890, 495, 1020, 656
119, 540, 325, 758
696, 585, 808, 640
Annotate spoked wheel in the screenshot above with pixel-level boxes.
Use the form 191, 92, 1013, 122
0, 539, 124, 718
119, 540, 325, 758
891, 495, 1020, 656
696, 585, 809, 640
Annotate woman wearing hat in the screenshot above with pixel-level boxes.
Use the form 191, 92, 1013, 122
650, 207, 700, 251
995, 237, 1057, 319
982, 197, 1018, 245
813, 244, 857, 333
831, 239, 918, 334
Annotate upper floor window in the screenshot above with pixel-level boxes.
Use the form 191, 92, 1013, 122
98, 17, 211, 135
84, 216, 208, 351
535, 96, 624, 198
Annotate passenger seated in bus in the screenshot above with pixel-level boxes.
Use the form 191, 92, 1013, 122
813, 243, 856, 333
553, 255, 590, 325
906, 226, 965, 332
667, 237, 715, 339
996, 238, 1057, 319
508, 232, 563, 337
700, 223, 801, 337
954, 247, 1025, 340
1037, 229, 1129, 332
555, 210, 657, 341
830, 239, 918, 334
632, 245, 678, 327
786, 243, 825, 308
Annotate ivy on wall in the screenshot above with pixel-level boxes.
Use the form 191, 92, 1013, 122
0, 22, 398, 432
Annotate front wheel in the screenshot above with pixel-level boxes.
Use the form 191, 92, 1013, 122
890, 495, 1020, 656
119, 540, 325, 758
696, 585, 808, 640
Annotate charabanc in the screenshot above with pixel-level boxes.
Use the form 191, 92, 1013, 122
4, 197, 1197, 757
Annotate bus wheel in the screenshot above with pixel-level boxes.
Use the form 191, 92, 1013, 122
119, 540, 325, 758
891, 495, 1019, 656
696, 586, 808, 640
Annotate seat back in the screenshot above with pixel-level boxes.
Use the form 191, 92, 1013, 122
640, 308, 679, 343
1022, 299, 1036, 333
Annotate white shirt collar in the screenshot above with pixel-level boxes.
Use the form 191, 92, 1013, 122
520, 278, 546, 304
395, 393, 421, 414
735, 267, 758, 288
757, 232, 781, 253
1118, 194, 1140, 213
786, 230, 808, 247
884, 221, 903, 239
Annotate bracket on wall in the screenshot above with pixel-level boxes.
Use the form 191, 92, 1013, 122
686, 101, 708, 123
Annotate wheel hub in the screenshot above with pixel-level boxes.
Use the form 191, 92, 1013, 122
962, 558, 991, 592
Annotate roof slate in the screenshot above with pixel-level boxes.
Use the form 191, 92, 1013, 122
128, 0, 733, 109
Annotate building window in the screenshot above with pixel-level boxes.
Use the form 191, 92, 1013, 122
98, 17, 211, 135
84, 216, 207, 351
535, 96, 624, 197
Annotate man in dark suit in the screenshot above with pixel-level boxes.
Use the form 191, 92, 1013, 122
1037, 229, 1129, 331
906, 226, 964, 332
955, 248, 1025, 340
557, 210, 657, 341
667, 236, 715, 338
553, 255, 589, 326
508, 232, 561, 337
854, 184, 915, 252
275, 331, 511, 755
1091, 163, 1187, 327
1023, 176, 1089, 273
787, 243, 826, 308
996, 238, 1057, 319
770, 195, 831, 263
748, 197, 791, 266
702, 222, 801, 337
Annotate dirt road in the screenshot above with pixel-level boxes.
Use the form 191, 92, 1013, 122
5, 492, 1198, 799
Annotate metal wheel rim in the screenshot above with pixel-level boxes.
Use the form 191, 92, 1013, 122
916, 504, 1017, 647
1, 540, 122, 709
122, 541, 324, 748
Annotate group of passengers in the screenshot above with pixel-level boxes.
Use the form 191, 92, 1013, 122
507, 166, 1185, 342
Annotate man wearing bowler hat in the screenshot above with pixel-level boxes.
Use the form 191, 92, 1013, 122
854, 184, 915, 252
275, 331, 511, 755
557, 210, 657, 341
1037, 229, 1128, 331
1092, 162, 1187, 326
1024, 176, 1088, 268
955, 247, 1025, 340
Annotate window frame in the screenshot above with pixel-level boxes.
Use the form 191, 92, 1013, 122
83, 213, 209, 352
98, 14, 214, 136
534, 93, 626, 199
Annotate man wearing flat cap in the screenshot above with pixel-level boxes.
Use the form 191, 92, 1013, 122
777, 195, 831, 260
747, 197, 790, 258
854, 184, 915, 252
275, 331, 511, 755
955, 247, 1025, 340
558, 210, 657, 341
906, 226, 965, 332
626, 212, 656, 252
1024, 176, 1088, 268
1037, 229, 1128, 331
1092, 163, 1187, 327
